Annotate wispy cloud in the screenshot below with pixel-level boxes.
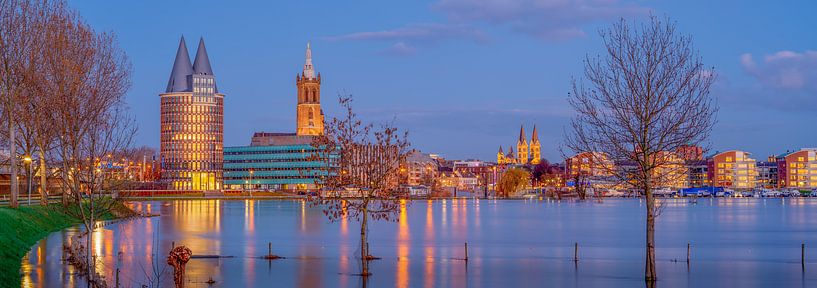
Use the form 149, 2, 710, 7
434, 0, 650, 41
740, 50, 817, 90
326, 23, 486, 43
328, 0, 649, 55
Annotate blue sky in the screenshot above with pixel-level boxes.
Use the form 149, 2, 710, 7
69, 0, 816, 161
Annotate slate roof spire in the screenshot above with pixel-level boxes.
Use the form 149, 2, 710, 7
193, 37, 214, 76
518, 125, 527, 143
166, 36, 194, 93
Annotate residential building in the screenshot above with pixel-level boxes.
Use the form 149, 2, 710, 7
160, 37, 224, 190
757, 156, 779, 188
706, 150, 758, 189
777, 148, 817, 189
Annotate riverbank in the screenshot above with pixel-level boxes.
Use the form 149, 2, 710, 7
0, 200, 136, 285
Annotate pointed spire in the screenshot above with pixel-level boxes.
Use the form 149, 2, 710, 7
498, 146, 503, 153
518, 125, 527, 143
531, 125, 539, 142
166, 36, 194, 92
193, 37, 214, 76
303, 42, 315, 79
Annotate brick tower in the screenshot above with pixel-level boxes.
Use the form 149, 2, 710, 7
296, 42, 324, 136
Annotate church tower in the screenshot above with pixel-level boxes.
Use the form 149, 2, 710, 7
506, 146, 515, 164
530, 125, 541, 164
296, 42, 324, 136
497, 146, 505, 164
517, 125, 529, 164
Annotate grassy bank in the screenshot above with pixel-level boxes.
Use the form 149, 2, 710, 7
0, 200, 135, 285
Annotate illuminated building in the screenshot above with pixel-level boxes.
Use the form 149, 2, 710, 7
530, 125, 541, 164
222, 44, 328, 191
497, 124, 541, 165
517, 126, 528, 164
777, 148, 817, 189
296, 43, 324, 136
706, 150, 757, 189
160, 36, 224, 190
223, 142, 325, 190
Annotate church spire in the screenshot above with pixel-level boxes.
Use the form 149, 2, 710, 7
303, 42, 315, 79
518, 125, 527, 143
531, 125, 539, 142
166, 36, 194, 93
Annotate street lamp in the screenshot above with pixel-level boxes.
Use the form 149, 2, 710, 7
248, 169, 254, 198
23, 155, 32, 205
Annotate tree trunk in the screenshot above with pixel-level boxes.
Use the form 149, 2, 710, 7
645, 185, 657, 283
39, 155, 47, 205
360, 205, 370, 276
8, 118, 18, 208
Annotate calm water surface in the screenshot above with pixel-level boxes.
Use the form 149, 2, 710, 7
19, 198, 817, 287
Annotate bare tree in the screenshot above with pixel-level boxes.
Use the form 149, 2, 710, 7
564, 16, 716, 283
48, 15, 133, 285
0, 0, 47, 207
309, 95, 410, 277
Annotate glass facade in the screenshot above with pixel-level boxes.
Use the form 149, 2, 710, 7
160, 89, 224, 190
223, 144, 331, 190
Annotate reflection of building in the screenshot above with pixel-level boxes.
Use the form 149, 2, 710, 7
497, 125, 541, 165
777, 148, 817, 189
706, 150, 757, 189
160, 37, 224, 190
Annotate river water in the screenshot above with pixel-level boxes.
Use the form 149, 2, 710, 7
18, 198, 817, 287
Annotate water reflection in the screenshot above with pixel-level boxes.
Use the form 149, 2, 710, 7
20, 198, 817, 287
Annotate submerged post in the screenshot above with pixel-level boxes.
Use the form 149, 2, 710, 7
803, 243, 806, 270
574, 242, 578, 262
687, 242, 690, 263
465, 242, 469, 261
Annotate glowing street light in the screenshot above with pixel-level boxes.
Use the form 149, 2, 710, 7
23, 155, 32, 205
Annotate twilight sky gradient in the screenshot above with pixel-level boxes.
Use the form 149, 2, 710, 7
68, 0, 816, 161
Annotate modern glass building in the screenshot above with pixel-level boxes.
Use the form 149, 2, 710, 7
223, 144, 328, 190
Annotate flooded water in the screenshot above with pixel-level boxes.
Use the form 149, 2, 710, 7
19, 198, 817, 287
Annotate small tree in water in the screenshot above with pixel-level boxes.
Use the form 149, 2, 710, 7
565, 16, 717, 283
309, 95, 410, 277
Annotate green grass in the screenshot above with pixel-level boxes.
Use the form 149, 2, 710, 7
0, 200, 134, 286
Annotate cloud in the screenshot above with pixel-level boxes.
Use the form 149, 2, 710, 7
740, 50, 817, 90
328, 0, 649, 55
433, 0, 650, 41
380, 42, 417, 57
326, 23, 487, 43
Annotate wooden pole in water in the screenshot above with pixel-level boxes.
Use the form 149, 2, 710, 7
574, 242, 578, 262
269, 242, 272, 257
687, 242, 690, 263
465, 242, 469, 261
802, 243, 805, 270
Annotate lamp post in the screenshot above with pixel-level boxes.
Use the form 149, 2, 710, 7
23, 155, 32, 205
249, 169, 254, 198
